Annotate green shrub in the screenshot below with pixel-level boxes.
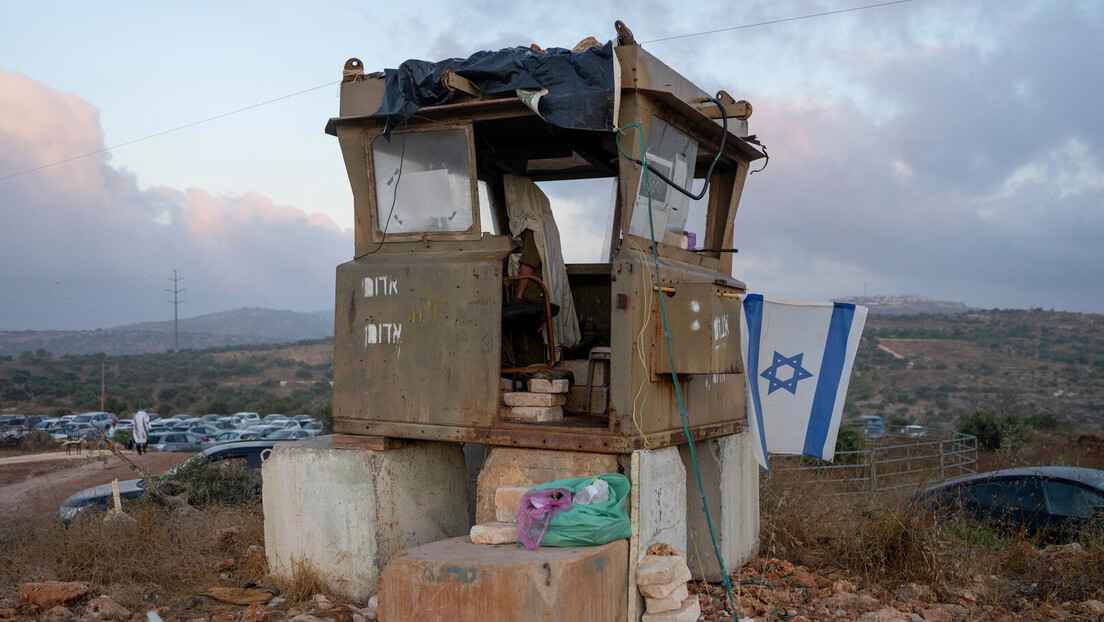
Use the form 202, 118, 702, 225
158, 458, 259, 508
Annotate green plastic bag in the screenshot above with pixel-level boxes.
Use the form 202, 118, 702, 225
526, 473, 631, 547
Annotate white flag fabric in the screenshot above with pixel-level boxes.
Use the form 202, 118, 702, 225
739, 295, 868, 469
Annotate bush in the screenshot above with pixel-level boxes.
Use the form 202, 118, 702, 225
158, 458, 260, 508
957, 411, 1034, 452
834, 424, 867, 465
18, 430, 57, 453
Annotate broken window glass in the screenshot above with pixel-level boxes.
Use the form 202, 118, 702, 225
371, 129, 474, 235
628, 117, 698, 248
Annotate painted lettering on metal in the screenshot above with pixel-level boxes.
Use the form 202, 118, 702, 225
712, 314, 730, 341
365, 322, 402, 345
363, 275, 399, 297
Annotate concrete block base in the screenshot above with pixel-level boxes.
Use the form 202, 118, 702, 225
262, 436, 470, 602
475, 447, 622, 524
379, 537, 627, 622
678, 431, 760, 581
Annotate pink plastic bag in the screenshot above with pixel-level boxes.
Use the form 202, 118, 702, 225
516, 487, 573, 550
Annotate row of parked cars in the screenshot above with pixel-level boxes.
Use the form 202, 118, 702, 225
137, 412, 322, 451
1, 411, 323, 450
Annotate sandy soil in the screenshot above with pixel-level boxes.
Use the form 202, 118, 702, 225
0, 450, 190, 520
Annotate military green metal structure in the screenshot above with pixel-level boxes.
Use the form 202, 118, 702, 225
326, 22, 765, 454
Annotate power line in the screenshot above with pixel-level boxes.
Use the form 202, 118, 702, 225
0, 80, 340, 183
642, 0, 918, 44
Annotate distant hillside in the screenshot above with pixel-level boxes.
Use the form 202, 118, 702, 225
837, 294, 971, 315
0, 308, 334, 357
848, 308, 1104, 432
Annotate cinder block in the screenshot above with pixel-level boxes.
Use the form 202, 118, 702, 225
500, 378, 514, 391
527, 378, 569, 393
679, 431, 760, 581
644, 583, 689, 613
475, 448, 620, 524
469, 522, 517, 545
502, 406, 562, 422
555, 359, 608, 387
564, 386, 608, 414
503, 392, 566, 407
494, 485, 530, 523
636, 555, 691, 587
641, 594, 700, 622
262, 436, 470, 602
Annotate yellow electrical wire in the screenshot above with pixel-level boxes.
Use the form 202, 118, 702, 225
626, 237, 653, 450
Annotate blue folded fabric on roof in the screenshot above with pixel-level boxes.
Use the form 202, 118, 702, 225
376, 42, 615, 136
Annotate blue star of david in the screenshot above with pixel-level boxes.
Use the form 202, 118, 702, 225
760, 351, 814, 395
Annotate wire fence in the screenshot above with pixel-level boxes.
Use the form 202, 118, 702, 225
769, 428, 977, 494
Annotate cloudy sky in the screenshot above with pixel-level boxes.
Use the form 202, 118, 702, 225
1, 0, 1101, 330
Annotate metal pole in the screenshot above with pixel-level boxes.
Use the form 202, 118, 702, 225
166, 270, 185, 352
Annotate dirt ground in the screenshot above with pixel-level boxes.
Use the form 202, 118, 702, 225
0, 450, 190, 520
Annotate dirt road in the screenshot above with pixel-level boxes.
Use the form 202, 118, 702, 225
0, 450, 190, 520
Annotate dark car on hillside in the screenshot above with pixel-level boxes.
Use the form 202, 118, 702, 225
919, 466, 1104, 541
57, 441, 278, 522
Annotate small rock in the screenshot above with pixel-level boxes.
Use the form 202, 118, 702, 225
84, 596, 132, 620
646, 543, 679, 557
636, 555, 692, 587
289, 616, 334, 622
210, 611, 238, 622
1077, 600, 1104, 616
268, 596, 286, 607
212, 527, 241, 545
241, 602, 269, 622
822, 592, 882, 614
920, 607, 952, 622
367, 596, 377, 612
42, 605, 74, 620
859, 607, 911, 621
313, 595, 334, 609
19, 582, 90, 609
940, 603, 969, 618
895, 583, 933, 602
832, 579, 857, 594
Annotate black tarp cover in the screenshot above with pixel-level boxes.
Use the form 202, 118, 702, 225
377, 42, 615, 136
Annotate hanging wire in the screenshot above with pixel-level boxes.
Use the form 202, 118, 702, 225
616, 121, 737, 612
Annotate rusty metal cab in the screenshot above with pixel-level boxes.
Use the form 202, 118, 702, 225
326, 24, 765, 453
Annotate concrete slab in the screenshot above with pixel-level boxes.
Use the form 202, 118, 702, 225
379, 536, 628, 622
262, 436, 470, 601
678, 431, 759, 581
629, 448, 687, 622
475, 447, 622, 524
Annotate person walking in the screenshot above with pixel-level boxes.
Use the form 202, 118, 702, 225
133, 408, 151, 455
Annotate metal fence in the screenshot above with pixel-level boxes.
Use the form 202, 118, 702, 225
770, 428, 977, 494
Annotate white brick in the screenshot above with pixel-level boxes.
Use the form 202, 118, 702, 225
503, 392, 567, 407
564, 385, 608, 414
500, 378, 514, 391
641, 594, 700, 622
469, 522, 518, 545
644, 583, 689, 613
636, 555, 691, 586
494, 485, 530, 523
503, 406, 563, 422
554, 359, 608, 387
527, 378, 569, 394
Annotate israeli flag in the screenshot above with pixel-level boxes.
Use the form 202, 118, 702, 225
739, 295, 868, 469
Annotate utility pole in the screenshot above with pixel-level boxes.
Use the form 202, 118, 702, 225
166, 270, 186, 352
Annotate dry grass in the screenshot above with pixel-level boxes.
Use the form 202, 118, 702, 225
0, 500, 267, 596
759, 466, 1104, 607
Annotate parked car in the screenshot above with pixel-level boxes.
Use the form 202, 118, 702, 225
186, 425, 221, 441
263, 414, 288, 423
70, 411, 113, 429
919, 467, 1104, 541
856, 415, 885, 438
51, 422, 95, 440
56, 440, 278, 522
292, 414, 314, 423
1, 415, 45, 438
147, 432, 208, 452
212, 430, 263, 444
268, 429, 311, 441
233, 412, 260, 423
302, 421, 323, 435
201, 414, 222, 422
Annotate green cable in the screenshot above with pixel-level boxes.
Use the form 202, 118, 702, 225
616, 122, 737, 613
739, 566, 810, 620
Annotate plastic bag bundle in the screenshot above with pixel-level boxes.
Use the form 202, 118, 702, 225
572, 478, 610, 506
527, 473, 632, 548
516, 488, 573, 550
